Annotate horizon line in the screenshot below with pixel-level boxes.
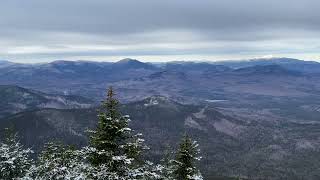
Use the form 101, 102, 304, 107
1, 56, 317, 64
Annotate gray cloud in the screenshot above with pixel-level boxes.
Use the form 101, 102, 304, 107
0, 0, 319, 62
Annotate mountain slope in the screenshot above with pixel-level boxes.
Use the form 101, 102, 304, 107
231, 64, 302, 76
216, 58, 320, 73
0, 85, 93, 118
165, 62, 232, 74
1, 96, 320, 179
0, 60, 15, 68
0, 96, 244, 178
113, 58, 157, 70
0, 59, 161, 101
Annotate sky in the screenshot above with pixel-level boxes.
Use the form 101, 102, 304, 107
0, 0, 319, 63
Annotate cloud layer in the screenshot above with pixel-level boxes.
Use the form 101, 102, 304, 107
0, 0, 319, 62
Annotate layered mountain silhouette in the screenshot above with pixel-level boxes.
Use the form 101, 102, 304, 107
2, 57, 320, 178
0, 85, 92, 118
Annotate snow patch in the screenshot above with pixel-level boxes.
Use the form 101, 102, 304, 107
205, 99, 227, 103
185, 116, 204, 131
213, 119, 244, 137
144, 98, 159, 107
296, 139, 315, 150
193, 108, 206, 119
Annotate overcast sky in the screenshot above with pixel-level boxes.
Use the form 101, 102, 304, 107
0, 0, 319, 63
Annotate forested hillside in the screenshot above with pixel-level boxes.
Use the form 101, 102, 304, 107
0, 88, 204, 180
1, 88, 320, 179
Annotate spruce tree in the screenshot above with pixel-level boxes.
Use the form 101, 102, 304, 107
172, 135, 203, 180
27, 142, 80, 179
0, 128, 33, 180
159, 145, 175, 180
88, 87, 146, 177
26, 142, 100, 179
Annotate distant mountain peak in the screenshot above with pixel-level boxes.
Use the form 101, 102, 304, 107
114, 58, 156, 70
117, 58, 142, 64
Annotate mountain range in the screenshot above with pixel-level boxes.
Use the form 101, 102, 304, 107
1, 57, 320, 179
1, 57, 320, 102
213, 57, 320, 73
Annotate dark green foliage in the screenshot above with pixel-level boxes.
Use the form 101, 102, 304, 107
38, 142, 77, 168
172, 135, 202, 180
159, 145, 175, 179
30, 142, 78, 178
0, 128, 33, 180
3, 127, 16, 144
88, 87, 145, 174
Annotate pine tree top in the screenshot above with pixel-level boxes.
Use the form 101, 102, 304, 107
102, 87, 120, 118
88, 87, 146, 174
172, 135, 202, 180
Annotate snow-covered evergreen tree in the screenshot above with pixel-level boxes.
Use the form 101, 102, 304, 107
26, 142, 76, 179
0, 128, 33, 180
88, 87, 148, 178
23, 88, 162, 180
25, 142, 97, 180
158, 146, 175, 180
172, 135, 203, 180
